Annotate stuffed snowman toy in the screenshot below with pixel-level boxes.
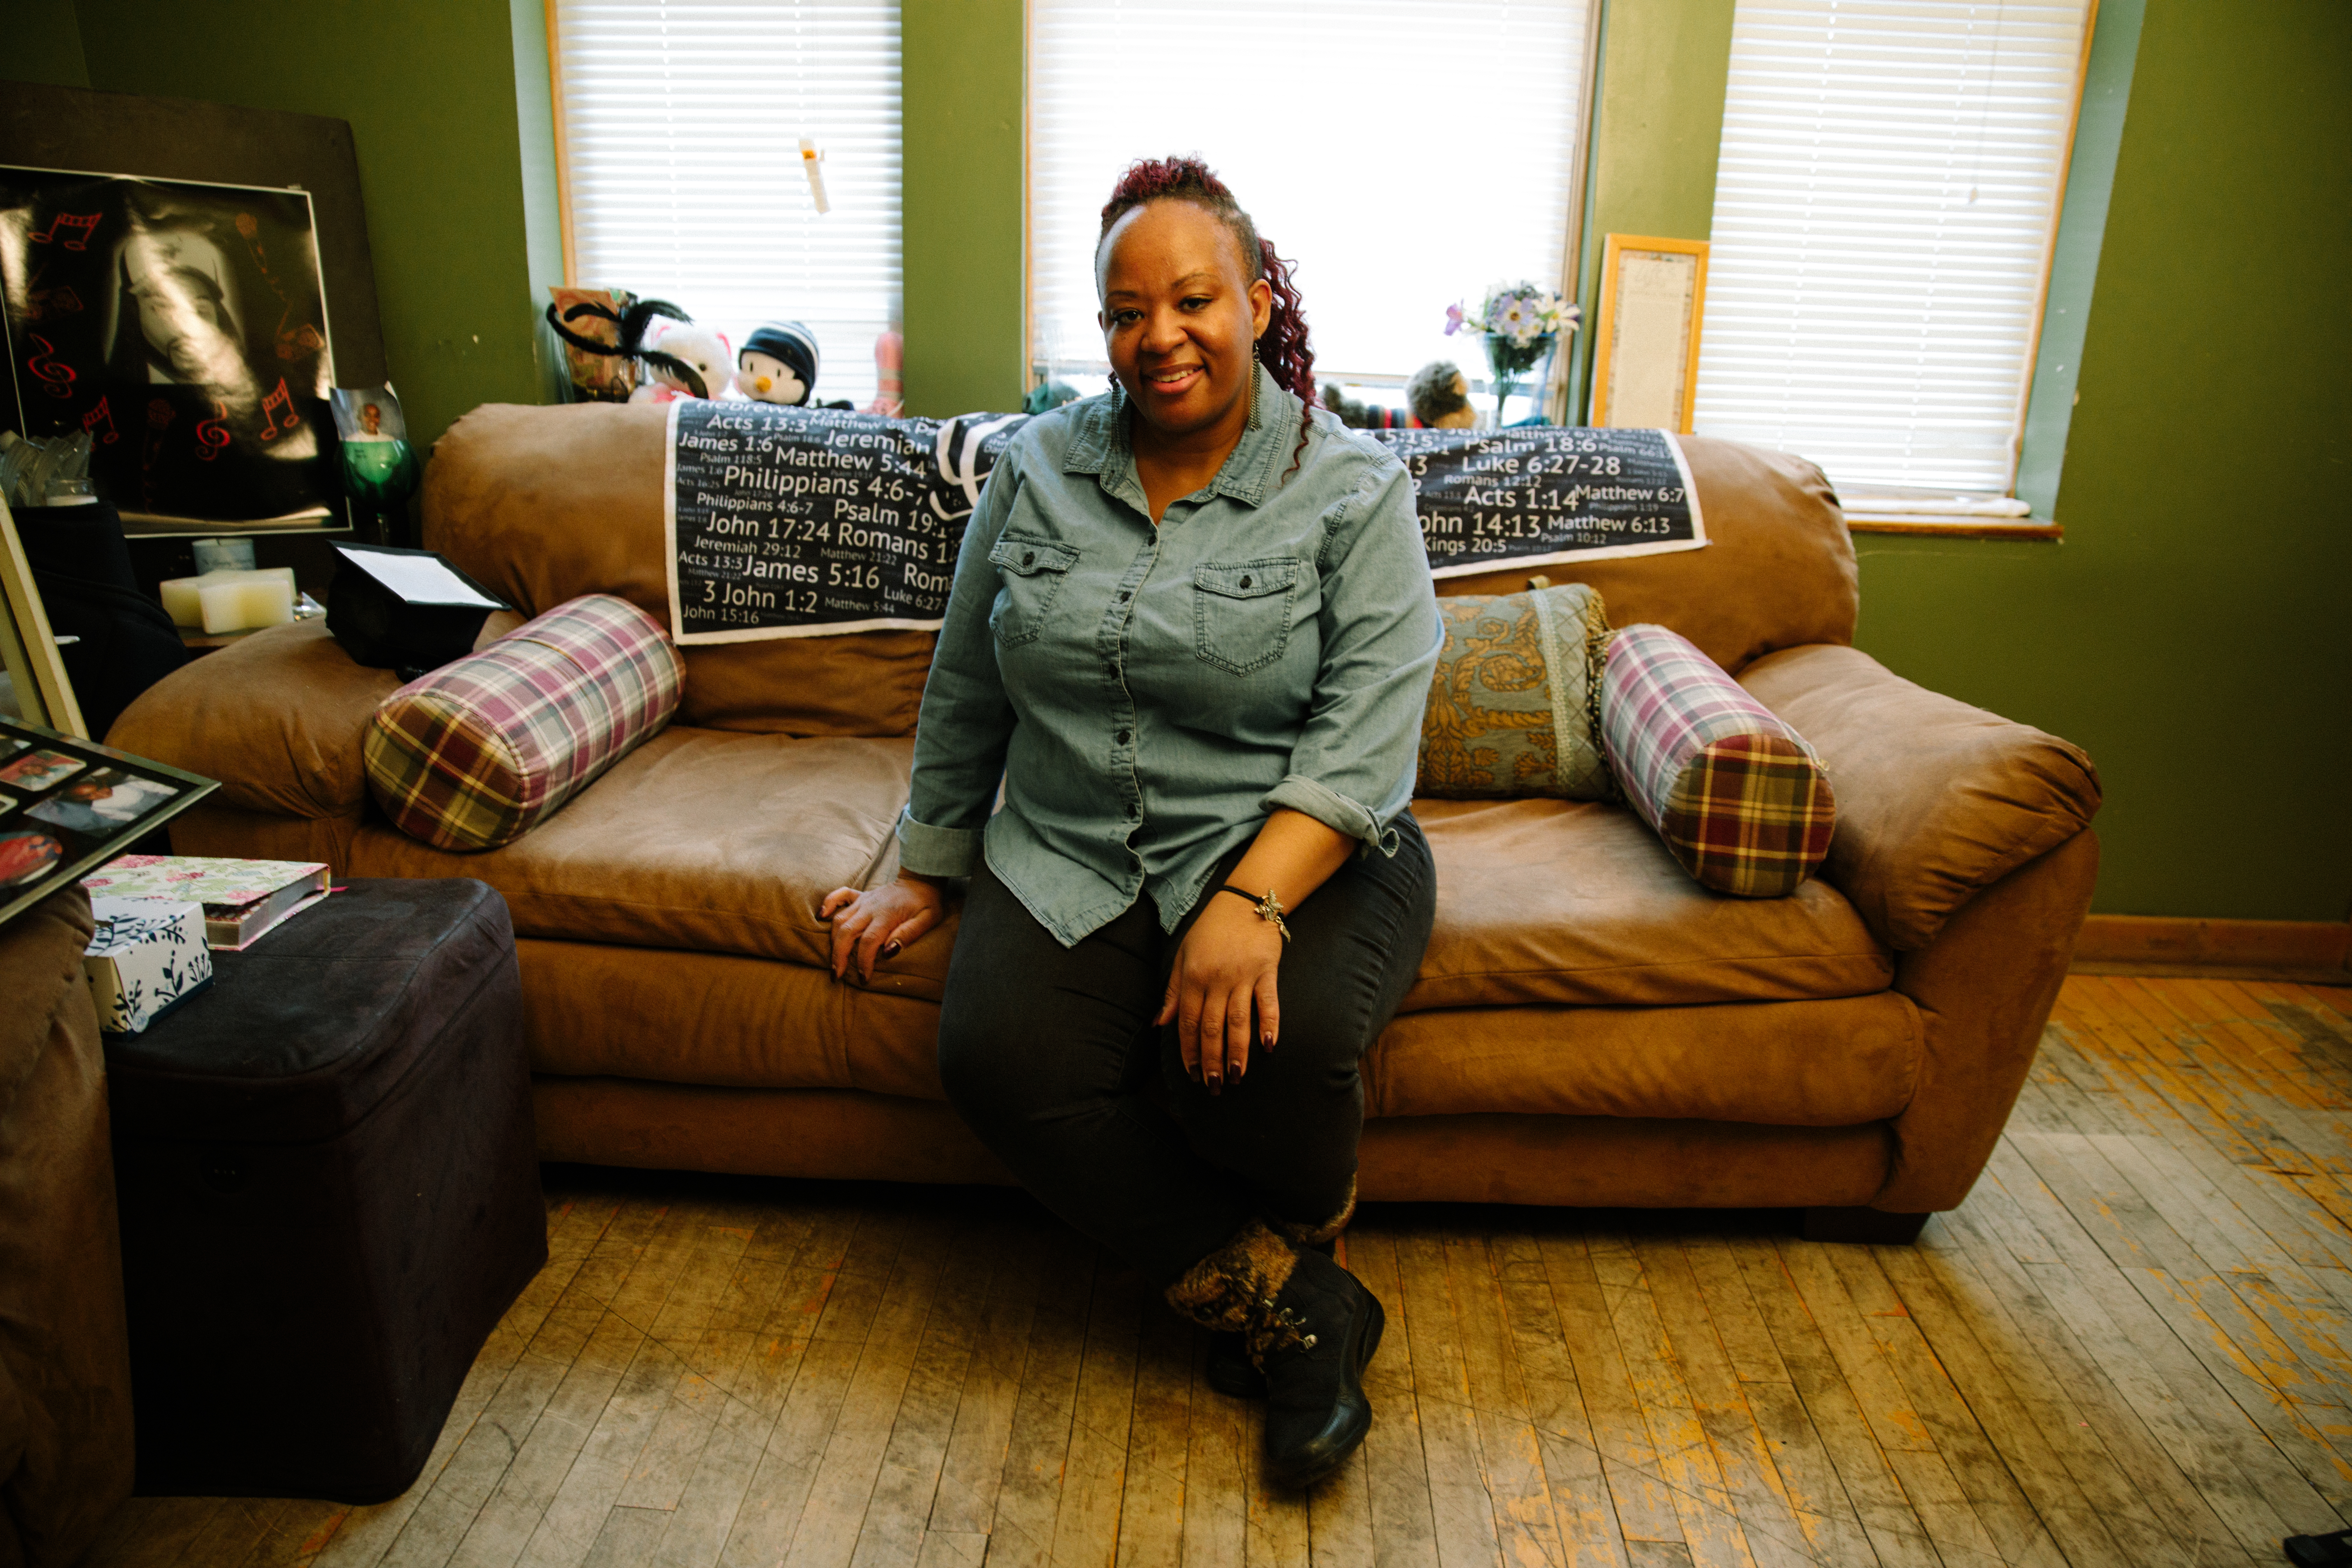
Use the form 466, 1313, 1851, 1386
734, 320, 822, 406
629, 321, 733, 403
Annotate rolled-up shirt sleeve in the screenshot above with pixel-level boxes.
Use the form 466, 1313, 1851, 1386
1260, 460, 1441, 854
896, 450, 1023, 877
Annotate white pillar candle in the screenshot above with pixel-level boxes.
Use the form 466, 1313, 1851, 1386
161, 567, 298, 630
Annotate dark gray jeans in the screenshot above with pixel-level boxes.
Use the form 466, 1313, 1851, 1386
937, 814, 1435, 1283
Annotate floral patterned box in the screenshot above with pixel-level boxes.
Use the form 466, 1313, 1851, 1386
83, 896, 214, 1034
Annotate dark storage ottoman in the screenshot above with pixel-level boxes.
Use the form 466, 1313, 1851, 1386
104, 877, 545, 1503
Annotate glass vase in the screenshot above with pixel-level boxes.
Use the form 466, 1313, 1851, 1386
1485, 335, 1553, 427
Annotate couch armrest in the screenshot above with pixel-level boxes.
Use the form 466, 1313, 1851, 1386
1875, 827, 2098, 1212
108, 620, 396, 820
0, 887, 134, 1565
1740, 643, 2101, 952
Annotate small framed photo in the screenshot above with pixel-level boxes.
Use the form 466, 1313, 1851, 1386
0, 714, 215, 929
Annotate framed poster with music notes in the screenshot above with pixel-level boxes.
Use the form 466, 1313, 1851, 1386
0, 167, 342, 532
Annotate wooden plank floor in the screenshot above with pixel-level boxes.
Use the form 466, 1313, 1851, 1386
89, 975, 2352, 1568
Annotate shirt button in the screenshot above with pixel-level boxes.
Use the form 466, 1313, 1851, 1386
1022, 550, 1036, 567
1240, 574, 1253, 589
1117, 590, 1129, 601
1116, 728, 1131, 744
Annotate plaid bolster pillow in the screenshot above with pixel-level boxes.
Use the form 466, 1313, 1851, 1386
1601, 624, 1834, 898
364, 594, 684, 852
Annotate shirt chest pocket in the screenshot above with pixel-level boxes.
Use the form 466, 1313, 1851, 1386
1192, 559, 1300, 676
988, 533, 1079, 646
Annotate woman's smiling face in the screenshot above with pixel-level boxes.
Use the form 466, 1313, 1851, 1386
1097, 200, 1273, 441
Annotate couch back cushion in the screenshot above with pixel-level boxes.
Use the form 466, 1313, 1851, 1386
1433, 434, 1856, 672
424, 406, 1856, 737
424, 401, 936, 737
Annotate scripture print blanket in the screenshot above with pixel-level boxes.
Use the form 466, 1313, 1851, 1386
665, 400, 1703, 643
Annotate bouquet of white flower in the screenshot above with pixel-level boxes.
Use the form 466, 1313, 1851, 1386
1445, 282, 1581, 425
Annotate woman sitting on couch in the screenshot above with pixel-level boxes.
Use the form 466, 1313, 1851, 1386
821, 156, 1441, 1489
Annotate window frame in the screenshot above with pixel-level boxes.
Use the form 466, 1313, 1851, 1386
1690, 0, 2105, 533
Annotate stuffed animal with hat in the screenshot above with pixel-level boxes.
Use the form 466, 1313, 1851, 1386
735, 320, 821, 406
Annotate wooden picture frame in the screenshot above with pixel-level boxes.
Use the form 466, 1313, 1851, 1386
0, 498, 85, 738
1588, 234, 1709, 432
0, 713, 217, 930
0, 81, 386, 539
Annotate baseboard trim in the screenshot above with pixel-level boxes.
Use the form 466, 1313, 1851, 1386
2072, 914, 2350, 983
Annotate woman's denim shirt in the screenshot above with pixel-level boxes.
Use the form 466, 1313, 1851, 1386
896, 368, 1442, 946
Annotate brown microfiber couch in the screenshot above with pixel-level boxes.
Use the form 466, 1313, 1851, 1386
0, 887, 135, 1566
112, 402, 2103, 1239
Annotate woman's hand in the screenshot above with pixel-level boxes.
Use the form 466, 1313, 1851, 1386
819, 874, 946, 983
1156, 894, 1283, 1094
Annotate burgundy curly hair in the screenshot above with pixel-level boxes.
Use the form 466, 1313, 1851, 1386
1097, 156, 1315, 471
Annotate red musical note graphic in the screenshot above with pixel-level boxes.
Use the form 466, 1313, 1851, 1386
26, 335, 75, 399
29, 212, 101, 251
194, 401, 231, 462
257, 378, 299, 442
82, 397, 120, 446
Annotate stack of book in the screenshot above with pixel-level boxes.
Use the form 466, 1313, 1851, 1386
82, 855, 332, 950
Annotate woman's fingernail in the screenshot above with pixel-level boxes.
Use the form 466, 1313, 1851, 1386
880, 940, 901, 959
1263, 1031, 1275, 1052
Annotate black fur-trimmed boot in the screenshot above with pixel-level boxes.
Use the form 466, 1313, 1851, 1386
1168, 1217, 1385, 1489
1204, 1183, 1356, 1400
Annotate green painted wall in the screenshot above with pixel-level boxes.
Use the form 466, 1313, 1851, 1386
1856, 0, 2351, 922
1567, 0, 1735, 420
14, 1, 90, 87
901, 0, 1025, 418
70, 0, 559, 453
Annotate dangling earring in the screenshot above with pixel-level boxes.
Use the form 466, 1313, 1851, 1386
1247, 339, 1263, 430
1110, 376, 1124, 419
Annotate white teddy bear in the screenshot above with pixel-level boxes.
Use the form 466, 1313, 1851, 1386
629, 321, 734, 403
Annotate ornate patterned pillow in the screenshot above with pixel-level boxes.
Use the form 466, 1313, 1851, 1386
364, 594, 684, 851
1601, 623, 1835, 897
1416, 583, 1614, 799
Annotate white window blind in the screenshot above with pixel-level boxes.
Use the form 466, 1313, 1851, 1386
552, 0, 901, 407
1030, 0, 1592, 396
1693, 0, 2091, 496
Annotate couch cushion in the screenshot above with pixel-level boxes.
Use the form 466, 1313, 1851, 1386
1431, 434, 1856, 674
342, 726, 922, 977
423, 402, 936, 739
516, 937, 946, 1099
1365, 991, 1919, 1124
347, 735, 1889, 1011
1406, 797, 1891, 1010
